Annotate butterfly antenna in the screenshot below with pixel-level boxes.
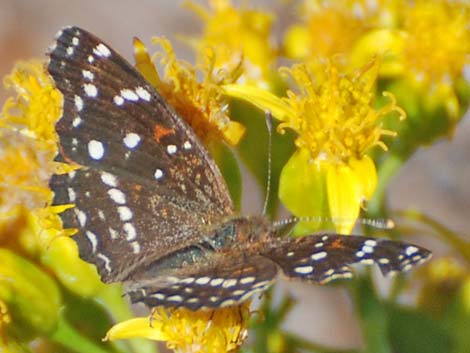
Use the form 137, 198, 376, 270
262, 111, 273, 216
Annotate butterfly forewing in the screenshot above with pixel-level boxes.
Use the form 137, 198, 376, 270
48, 26, 233, 214
48, 26, 234, 282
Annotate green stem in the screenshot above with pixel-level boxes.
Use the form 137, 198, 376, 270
368, 153, 405, 217
50, 313, 110, 353
285, 332, 360, 353
352, 276, 392, 353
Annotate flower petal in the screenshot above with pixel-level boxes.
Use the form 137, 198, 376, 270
105, 317, 167, 341
222, 83, 295, 122
133, 37, 161, 89
349, 155, 378, 201
326, 163, 362, 234
279, 148, 329, 234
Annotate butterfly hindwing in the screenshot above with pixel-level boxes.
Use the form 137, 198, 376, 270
127, 254, 278, 310
264, 234, 431, 284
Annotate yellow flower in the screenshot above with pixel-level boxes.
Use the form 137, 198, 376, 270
284, 0, 373, 62
224, 59, 404, 233
133, 36, 245, 146
351, 0, 469, 122
0, 61, 104, 298
106, 304, 250, 353
184, 0, 276, 86
1, 60, 62, 143
402, 0, 468, 88
399, 0, 469, 118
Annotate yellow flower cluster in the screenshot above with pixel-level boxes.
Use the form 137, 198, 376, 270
185, 0, 276, 86
106, 305, 250, 353
224, 58, 404, 233
133, 36, 245, 146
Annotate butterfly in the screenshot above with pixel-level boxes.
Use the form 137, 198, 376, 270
48, 26, 431, 310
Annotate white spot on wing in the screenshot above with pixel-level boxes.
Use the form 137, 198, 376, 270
405, 246, 419, 256
195, 277, 210, 285
120, 89, 138, 101
72, 37, 79, 45
123, 223, 136, 241
100, 172, 117, 187
113, 95, 124, 106
109, 228, 119, 239
75, 209, 87, 227
135, 86, 151, 101
97, 253, 112, 273
72, 116, 82, 127
183, 141, 192, 150
167, 295, 183, 302
294, 265, 314, 274
85, 231, 98, 253
154, 169, 163, 180
67, 188, 76, 202
87, 55, 94, 63
130, 241, 141, 254
83, 83, 98, 97
98, 210, 105, 220
82, 70, 94, 80
93, 43, 111, 57
167, 145, 177, 155
66, 46, 74, 56
365, 239, 377, 247
311, 251, 327, 261
108, 188, 126, 204
240, 276, 255, 284
88, 140, 105, 160
222, 279, 238, 288
74, 95, 83, 111
356, 250, 365, 258
118, 206, 133, 221
151, 293, 166, 300
210, 278, 224, 287
123, 133, 141, 149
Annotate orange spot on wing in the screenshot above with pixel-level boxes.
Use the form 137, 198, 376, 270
331, 238, 344, 249
153, 124, 174, 142
133, 184, 142, 192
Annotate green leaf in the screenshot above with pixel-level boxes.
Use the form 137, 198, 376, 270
352, 275, 392, 353
386, 303, 453, 353
0, 249, 62, 341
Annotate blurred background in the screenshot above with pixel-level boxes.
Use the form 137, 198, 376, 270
0, 0, 468, 350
